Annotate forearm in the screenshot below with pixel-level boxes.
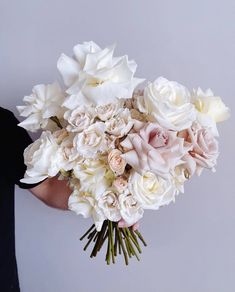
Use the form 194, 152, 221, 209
29, 176, 72, 210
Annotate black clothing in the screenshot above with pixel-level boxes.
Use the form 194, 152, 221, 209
0, 107, 37, 291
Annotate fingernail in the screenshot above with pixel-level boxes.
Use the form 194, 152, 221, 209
118, 222, 125, 228
133, 223, 139, 231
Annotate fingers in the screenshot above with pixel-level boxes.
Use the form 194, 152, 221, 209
118, 219, 127, 228
118, 219, 140, 230
132, 222, 139, 231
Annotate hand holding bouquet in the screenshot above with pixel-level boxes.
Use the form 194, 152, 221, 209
17, 41, 230, 265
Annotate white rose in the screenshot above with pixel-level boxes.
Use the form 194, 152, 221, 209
57, 41, 144, 108
129, 171, 178, 210
119, 192, 144, 226
95, 101, 123, 121
68, 190, 105, 231
17, 82, 65, 132
192, 88, 230, 136
73, 158, 114, 197
105, 108, 133, 137
73, 122, 107, 158
98, 190, 121, 222
64, 106, 95, 133
21, 131, 61, 184
136, 77, 196, 131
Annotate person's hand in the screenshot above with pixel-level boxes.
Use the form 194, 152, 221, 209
29, 176, 72, 210
118, 219, 139, 231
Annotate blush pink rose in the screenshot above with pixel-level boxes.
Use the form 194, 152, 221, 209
120, 122, 187, 178
108, 149, 126, 176
179, 122, 219, 176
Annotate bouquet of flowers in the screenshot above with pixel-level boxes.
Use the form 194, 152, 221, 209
17, 41, 230, 265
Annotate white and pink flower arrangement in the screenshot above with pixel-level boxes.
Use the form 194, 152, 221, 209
17, 41, 230, 265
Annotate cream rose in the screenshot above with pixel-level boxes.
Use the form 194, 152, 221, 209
121, 122, 188, 178
108, 149, 126, 176
192, 88, 230, 136
129, 171, 178, 209
68, 190, 105, 231
136, 77, 196, 131
171, 165, 188, 193
21, 131, 61, 184
73, 158, 114, 197
119, 192, 144, 226
64, 106, 95, 133
98, 190, 121, 222
105, 108, 133, 137
73, 122, 107, 158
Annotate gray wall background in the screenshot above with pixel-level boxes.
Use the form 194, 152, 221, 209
0, 0, 235, 291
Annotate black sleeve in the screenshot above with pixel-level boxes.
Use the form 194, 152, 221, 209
0, 108, 41, 189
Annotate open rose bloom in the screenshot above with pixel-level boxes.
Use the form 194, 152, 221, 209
17, 41, 230, 265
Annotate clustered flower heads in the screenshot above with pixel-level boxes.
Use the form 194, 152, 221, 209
18, 41, 230, 263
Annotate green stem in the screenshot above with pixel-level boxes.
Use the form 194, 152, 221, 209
88, 230, 96, 239
121, 229, 132, 258
80, 224, 95, 241
134, 230, 147, 246
114, 224, 118, 257
83, 230, 96, 251
127, 228, 142, 253
93, 232, 99, 242
90, 221, 107, 258
106, 230, 111, 265
118, 231, 122, 255
98, 230, 108, 253
124, 229, 140, 261
117, 227, 129, 265
109, 221, 115, 264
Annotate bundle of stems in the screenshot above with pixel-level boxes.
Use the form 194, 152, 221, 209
80, 220, 147, 265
